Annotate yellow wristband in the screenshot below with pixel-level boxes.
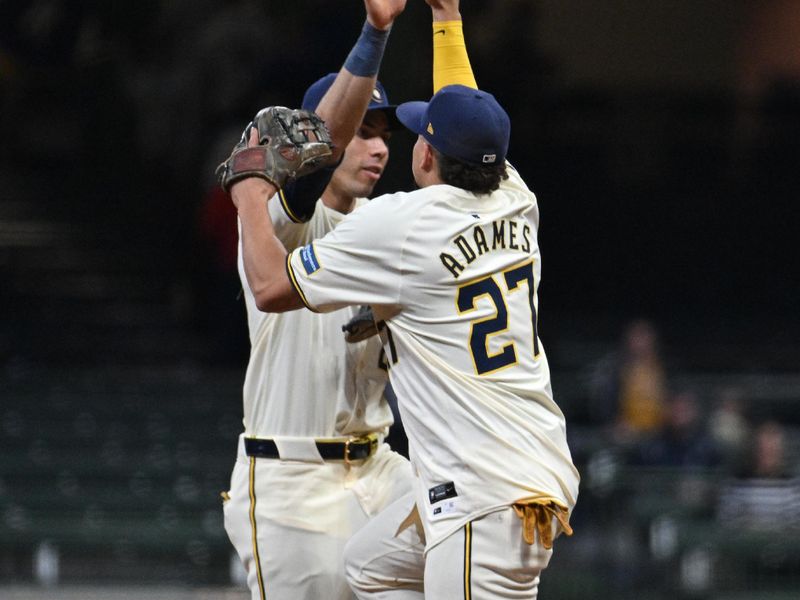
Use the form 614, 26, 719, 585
432, 20, 478, 93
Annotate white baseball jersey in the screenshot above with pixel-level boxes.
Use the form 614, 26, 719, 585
287, 165, 580, 550
228, 195, 414, 600
238, 195, 392, 438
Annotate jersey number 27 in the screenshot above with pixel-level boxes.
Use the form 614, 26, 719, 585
457, 259, 540, 375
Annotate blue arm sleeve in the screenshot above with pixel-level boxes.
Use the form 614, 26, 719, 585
278, 162, 338, 223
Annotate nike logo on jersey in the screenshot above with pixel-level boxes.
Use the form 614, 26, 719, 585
434, 29, 446, 35
429, 481, 458, 504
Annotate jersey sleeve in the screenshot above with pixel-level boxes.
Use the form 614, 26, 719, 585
271, 164, 336, 224
285, 193, 406, 313
503, 162, 529, 192
502, 162, 540, 229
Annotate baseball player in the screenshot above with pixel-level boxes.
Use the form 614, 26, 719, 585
224, 0, 580, 597
219, 2, 414, 600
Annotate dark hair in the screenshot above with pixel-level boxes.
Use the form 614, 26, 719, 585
434, 149, 508, 195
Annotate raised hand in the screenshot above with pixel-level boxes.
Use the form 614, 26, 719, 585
218, 108, 333, 193
365, 0, 407, 30
425, 0, 460, 21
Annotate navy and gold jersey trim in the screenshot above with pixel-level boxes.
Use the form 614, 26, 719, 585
278, 188, 303, 223
285, 252, 319, 313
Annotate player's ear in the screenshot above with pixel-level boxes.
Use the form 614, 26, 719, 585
421, 140, 435, 173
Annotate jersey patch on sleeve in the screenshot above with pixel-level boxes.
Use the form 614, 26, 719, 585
299, 243, 321, 275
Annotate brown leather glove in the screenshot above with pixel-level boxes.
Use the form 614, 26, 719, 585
216, 107, 333, 192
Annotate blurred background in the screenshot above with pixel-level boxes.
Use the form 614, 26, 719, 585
1, 1, 799, 598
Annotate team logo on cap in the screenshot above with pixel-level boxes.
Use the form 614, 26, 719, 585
482, 154, 497, 164
427, 122, 434, 135
372, 88, 382, 102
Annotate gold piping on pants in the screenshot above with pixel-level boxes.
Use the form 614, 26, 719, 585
249, 457, 266, 600
463, 521, 472, 600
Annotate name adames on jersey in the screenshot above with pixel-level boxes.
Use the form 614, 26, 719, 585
439, 217, 532, 279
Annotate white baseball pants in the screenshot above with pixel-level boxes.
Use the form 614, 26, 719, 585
344, 491, 554, 599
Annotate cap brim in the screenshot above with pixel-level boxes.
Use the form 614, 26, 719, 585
367, 105, 403, 131
396, 101, 429, 136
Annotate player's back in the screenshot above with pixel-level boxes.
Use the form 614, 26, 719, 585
371, 166, 578, 546
287, 167, 580, 548
383, 165, 543, 381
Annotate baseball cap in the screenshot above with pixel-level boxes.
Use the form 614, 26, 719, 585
301, 72, 401, 130
396, 84, 510, 166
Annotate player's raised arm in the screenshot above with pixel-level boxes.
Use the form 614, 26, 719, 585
425, 0, 518, 176
224, 111, 333, 313
229, 1, 405, 312
266, 0, 406, 226
426, 0, 477, 92
315, 0, 406, 162
233, 180, 301, 312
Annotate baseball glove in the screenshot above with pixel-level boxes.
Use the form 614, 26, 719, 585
216, 106, 333, 192
342, 305, 384, 343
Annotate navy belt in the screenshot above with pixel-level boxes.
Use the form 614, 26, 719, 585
244, 433, 379, 463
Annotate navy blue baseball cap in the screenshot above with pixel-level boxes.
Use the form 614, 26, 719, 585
301, 72, 401, 130
396, 85, 510, 166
